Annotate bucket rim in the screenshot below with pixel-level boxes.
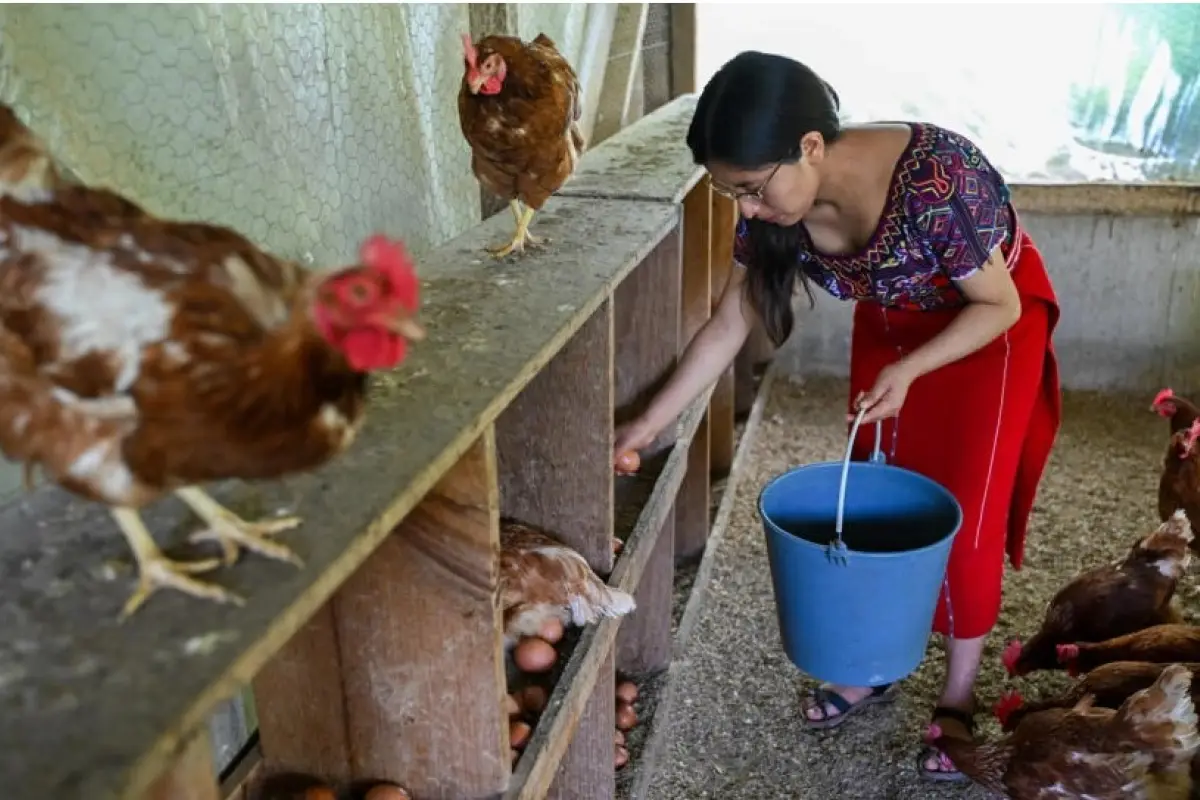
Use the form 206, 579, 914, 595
756, 461, 964, 559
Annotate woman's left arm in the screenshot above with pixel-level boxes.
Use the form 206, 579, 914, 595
898, 249, 1022, 380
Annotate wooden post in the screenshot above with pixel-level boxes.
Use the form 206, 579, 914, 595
142, 731, 220, 800
495, 301, 616, 799
675, 180, 713, 562
668, 4, 697, 97
252, 431, 509, 799
708, 191, 737, 476
613, 232, 681, 678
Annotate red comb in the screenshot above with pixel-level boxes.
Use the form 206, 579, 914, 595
924, 723, 943, 744
359, 234, 419, 310
1001, 639, 1023, 675
1056, 643, 1080, 676
1154, 388, 1176, 415
992, 690, 1024, 727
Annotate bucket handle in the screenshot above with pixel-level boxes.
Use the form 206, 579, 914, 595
829, 407, 885, 564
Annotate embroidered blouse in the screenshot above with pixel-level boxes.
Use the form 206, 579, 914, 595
733, 123, 1014, 312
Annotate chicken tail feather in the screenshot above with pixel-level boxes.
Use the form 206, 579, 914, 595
1115, 663, 1200, 770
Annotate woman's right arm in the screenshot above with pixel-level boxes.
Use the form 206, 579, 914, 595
613, 264, 755, 455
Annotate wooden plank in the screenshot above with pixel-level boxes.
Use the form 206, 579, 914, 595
668, 4, 697, 97
675, 179, 713, 561
559, 95, 703, 204
0, 196, 676, 800
218, 744, 262, 800
340, 429, 506, 796
252, 605, 349, 783
254, 430, 508, 799
496, 300, 614, 572
616, 506, 675, 675
546, 652, 616, 800
624, 362, 777, 800
613, 231, 682, 447
142, 730, 219, 800
506, 390, 710, 800
708, 190, 737, 475
592, 3, 651, 147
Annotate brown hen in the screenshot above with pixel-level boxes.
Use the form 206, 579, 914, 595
1058, 626, 1200, 676
458, 32, 585, 259
499, 519, 635, 649
1156, 389, 1200, 553
1003, 510, 1192, 676
932, 663, 1200, 798
0, 104, 426, 618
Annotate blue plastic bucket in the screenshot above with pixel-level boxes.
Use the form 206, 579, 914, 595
758, 412, 963, 687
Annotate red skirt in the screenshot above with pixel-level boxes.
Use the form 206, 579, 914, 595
847, 221, 1062, 640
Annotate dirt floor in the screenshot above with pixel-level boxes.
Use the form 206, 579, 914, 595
644, 374, 1194, 800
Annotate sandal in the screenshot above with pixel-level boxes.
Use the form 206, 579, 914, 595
917, 705, 976, 783
800, 682, 896, 730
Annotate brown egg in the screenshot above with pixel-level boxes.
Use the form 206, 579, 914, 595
514, 637, 558, 673
615, 680, 639, 705
537, 617, 565, 643
519, 685, 548, 715
614, 744, 630, 769
303, 788, 337, 800
611, 536, 624, 554
615, 702, 637, 731
614, 729, 625, 747
614, 450, 641, 475
510, 719, 533, 749
364, 786, 412, 800
504, 693, 521, 718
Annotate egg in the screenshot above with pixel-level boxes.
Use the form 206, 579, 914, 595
614, 729, 625, 747
505, 693, 521, 718
615, 702, 637, 731
514, 636, 558, 673
364, 787, 412, 800
537, 617, 565, 643
519, 685, 548, 715
614, 744, 630, 769
611, 536, 624, 554
511, 747, 521, 765
614, 450, 640, 475
510, 719, 533, 749
615, 680, 638, 704
303, 789, 337, 800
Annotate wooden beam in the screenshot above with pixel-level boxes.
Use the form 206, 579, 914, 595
253, 430, 508, 798
709, 191, 737, 475
592, 3, 651, 146
675, 179, 713, 561
668, 4, 697, 97
496, 300, 615, 572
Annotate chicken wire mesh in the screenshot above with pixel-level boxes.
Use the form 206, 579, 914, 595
0, 0, 596, 774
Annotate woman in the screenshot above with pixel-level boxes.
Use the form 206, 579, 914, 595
612, 51, 1061, 781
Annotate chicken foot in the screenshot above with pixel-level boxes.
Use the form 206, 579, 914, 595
111, 507, 241, 621
177, 486, 304, 568
487, 200, 546, 258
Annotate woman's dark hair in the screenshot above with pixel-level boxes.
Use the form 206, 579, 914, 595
687, 51, 841, 346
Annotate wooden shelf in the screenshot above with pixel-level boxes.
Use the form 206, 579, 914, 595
0, 95, 773, 800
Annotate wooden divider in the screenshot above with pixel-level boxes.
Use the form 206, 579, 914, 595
707, 191, 738, 477
612, 232, 681, 678
144, 732, 220, 800
674, 178, 714, 563
495, 300, 616, 800
252, 430, 508, 798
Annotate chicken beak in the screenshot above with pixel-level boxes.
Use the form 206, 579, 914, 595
467, 75, 487, 94
387, 315, 426, 342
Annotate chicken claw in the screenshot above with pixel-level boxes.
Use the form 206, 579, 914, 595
175, 487, 304, 568
111, 507, 243, 621
487, 201, 547, 258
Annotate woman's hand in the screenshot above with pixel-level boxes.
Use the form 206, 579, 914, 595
613, 417, 659, 472
852, 360, 918, 425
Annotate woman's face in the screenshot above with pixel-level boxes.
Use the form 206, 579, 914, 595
707, 131, 826, 226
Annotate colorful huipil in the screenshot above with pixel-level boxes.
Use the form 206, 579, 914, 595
735, 123, 1062, 639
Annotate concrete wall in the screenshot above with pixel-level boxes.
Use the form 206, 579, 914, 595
776, 201, 1200, 395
